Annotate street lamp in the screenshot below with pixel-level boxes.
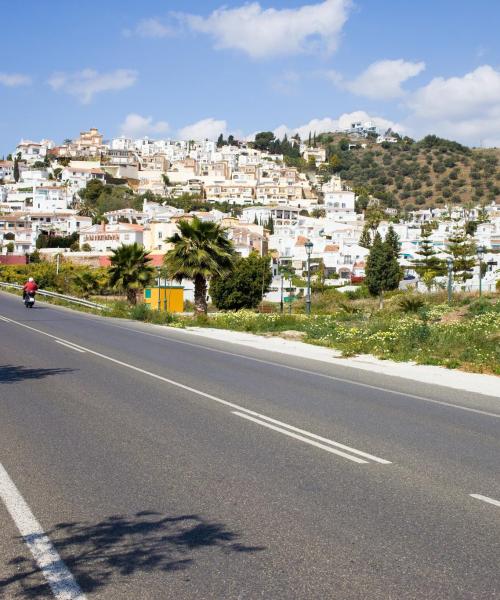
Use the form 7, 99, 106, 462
304, 240, 313, 315
157, 267, 162, 311
279, 263, 284, 314
476, 245, 485, 297
446, 257, 453, 304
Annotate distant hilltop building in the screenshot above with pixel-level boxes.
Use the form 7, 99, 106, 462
346, 121, 378, 138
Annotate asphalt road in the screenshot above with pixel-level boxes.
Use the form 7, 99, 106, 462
0, 291, 499, 599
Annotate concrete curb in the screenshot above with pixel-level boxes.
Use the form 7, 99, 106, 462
172, 326, 500, 398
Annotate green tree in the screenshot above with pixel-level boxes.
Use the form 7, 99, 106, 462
73, 270, 101, 298
446, 226, 476, 283
163, 217, 235, 315
365, 205, 384, 231
412, 227, 446, 289
253, 132, 275, 152
210, 253, 272, 310
216, 134, 225, 148
108, 243, 155, 305
365, 232, 401, 308
13, 158, 20, 183
359, 225, 372, 249
385, 225, 400, 256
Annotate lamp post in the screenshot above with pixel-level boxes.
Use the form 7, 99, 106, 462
279, 265, 284, 314
304, 240, 313, 315
446, 257, 453, 304
476, 245, 485, 297
157, 267, 161, 311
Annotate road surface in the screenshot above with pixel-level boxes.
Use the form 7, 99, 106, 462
0, 291, 499, 599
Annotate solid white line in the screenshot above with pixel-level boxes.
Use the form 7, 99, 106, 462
0, 463, 86, 600
232, 412, 368, 463
0, 314, 390, 465
1, 305, 498, 418
55, 340, 86, 353
470, 494, 500, 508
98, 320, 500, 419
232, 411, 391, 464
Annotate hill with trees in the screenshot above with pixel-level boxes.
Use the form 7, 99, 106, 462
249, 131, 500, 212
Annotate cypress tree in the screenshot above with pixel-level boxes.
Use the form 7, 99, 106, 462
13, 158, 20, 183
385, 225, 400, 257
359, 225, 372, 249
365, 232, 401, 308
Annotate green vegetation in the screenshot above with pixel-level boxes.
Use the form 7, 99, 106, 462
412, 226, 446, 290
109, 243, 156, 305
314, 133, 499, 211
163, 217, 235, 315
193, 294, 500, 375
210, 253, 272, 310
365, 230, 401, 308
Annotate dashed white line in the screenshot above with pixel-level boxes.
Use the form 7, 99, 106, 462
0, 314, 391, 465
470, 494, 500, 508
0, 463, 86, 600
232, 411, 391, 464
55, 340, 86, 353
232, 412, 369, 463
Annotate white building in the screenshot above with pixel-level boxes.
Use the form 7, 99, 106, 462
79, 222, 144, 252
33, 186, 71, 211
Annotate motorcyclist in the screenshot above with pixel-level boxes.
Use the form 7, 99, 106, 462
23, 277, 38, 300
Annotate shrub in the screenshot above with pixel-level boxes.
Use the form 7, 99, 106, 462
130, 303, 151, 321
399, 296, 426, 313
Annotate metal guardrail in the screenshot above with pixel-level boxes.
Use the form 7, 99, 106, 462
0, 282, 105, 310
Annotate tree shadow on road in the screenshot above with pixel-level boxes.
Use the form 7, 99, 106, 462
0, 365, 74, 385
0, 511, 266, 597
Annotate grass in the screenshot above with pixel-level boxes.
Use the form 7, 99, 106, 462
2, 278, 498, 375
181, 293, 500, 375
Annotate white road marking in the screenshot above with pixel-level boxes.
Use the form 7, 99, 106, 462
0, 463, 86, 600
98, 320, 500, 419
470, 494, 500, 508
0, 315, 10, 322
1, 303, 498, 418
0, 315, 391, 465
232, 411, 391, 464
232, 412, 369, 463
55, 340, 86, 353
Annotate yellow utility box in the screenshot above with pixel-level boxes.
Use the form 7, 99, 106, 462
144, 286, 184, 313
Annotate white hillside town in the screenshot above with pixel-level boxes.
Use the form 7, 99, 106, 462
1, 126, 499, 302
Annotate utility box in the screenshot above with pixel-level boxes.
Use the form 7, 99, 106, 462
144, 286, 184, 313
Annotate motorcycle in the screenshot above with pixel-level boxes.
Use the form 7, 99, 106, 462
23, 291, 36, 308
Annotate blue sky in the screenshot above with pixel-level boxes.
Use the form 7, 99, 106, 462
1, 0, 500, 154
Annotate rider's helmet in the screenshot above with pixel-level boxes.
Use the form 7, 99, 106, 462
28, 277, 34, 282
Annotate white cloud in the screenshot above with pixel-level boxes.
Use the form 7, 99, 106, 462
178, 118, 227, 141
272, 70, 301, 95
336, 59, 425, 99
48, 68, 137, 104
0, 72, 32, 87
120, 113, 169, 138
123, 18, 173, 38
180, 0, 351, 59
272, 111, 404, 140
406, 65, 500, 144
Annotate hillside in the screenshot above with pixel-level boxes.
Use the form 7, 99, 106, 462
312, 134, 500, 211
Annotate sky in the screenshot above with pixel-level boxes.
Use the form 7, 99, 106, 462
1, 0, 500, 154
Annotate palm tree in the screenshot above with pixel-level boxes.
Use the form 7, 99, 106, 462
164, 217, 235, 315
109, 243, 155, 305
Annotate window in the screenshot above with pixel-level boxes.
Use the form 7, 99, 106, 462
158, 232, 162, 239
